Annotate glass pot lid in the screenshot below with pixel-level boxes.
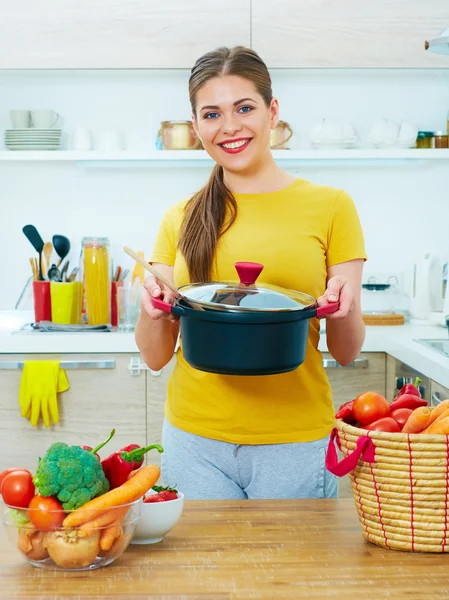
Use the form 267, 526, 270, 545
179, 262, 315, 312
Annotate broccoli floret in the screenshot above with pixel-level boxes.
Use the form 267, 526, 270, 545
33, 442, 109, 511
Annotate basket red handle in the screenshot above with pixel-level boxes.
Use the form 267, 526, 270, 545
325, 427, 376, 477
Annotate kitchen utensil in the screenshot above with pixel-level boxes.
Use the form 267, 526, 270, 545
22, 224, 44, 281
47, 264, 61, 282
67, 267, 79, 282
123, 246, 200, 310
43, 241, 53, 278
60, 260, 70, 282
119, 268, 129, 281
52, 235, 70, 268
151, 261, 339, 376
29, 258, 38, 281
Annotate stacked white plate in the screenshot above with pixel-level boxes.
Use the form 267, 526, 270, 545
4, 129, 62, 151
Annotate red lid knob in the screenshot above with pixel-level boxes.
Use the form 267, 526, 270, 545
235, 262, 264, 285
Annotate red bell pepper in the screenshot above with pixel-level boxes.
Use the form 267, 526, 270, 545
389, 394, 428, 412
81, 429, 116, 460
101, 443, 164, 489
394, 377, 422, 400
335, 400, 356, 424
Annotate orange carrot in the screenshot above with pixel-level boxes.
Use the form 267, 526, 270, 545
423, 400, 449, 429
402, 406, 432, 433
77, 506, 129, 537
423, 416, 449, 435
63, 464, 160, 528
100, 524, 120, 551
422, 408, 449, 433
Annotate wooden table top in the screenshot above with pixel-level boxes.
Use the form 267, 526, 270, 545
1, 499, 448, 599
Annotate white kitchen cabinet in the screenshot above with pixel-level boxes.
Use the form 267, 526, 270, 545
252, 0, 449, 68
430, 379, 449, 407
0, 354, 146, 472
0, 0, 250, 68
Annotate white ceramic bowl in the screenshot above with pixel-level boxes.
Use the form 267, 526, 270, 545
131, 493, 184, 545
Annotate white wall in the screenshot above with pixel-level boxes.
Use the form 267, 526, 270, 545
2, 68, 449, 310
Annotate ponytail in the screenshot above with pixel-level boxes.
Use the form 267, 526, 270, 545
178, 165, 237, 282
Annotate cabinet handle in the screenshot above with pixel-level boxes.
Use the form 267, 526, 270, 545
128, 356, 162, 377
323, 358, 369, 369
432, 392, 443, 406
0, 360, 115, 370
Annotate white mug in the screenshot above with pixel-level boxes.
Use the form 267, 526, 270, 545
10, 110, 31, 129
71, 127, 92, 151
98, 129, 125, 152
31, 110, 59, 129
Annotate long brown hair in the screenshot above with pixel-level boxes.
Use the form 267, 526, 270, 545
178, 46, 273, 282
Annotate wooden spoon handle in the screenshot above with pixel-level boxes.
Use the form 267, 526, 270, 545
122, 246, 180, 297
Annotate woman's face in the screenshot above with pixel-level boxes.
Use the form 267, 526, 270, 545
192, 75, 278, 174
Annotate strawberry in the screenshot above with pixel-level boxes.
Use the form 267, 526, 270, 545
143, 485, 178, 503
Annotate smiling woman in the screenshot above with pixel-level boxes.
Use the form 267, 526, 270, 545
135, 46, 367, 501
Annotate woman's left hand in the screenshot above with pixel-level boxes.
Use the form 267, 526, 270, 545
316, 275, 354, 320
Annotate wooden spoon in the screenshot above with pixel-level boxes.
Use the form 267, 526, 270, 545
43, 241, 53, 278
122, 246, 202, 310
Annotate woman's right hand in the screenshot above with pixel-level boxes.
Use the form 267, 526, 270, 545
140, 265, 179, 322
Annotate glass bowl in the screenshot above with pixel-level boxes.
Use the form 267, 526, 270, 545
0, 498, 140, 571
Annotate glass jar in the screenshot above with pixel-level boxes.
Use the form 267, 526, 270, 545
158, 121, 202, 150
361, 282, 394, 315
80, 237, 111, 325
270, 120, 293, 149
433, 131, 449, 148
416, 131, 434, 149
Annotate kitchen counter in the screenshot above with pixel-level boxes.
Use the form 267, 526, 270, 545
1, 310, 449, 388
0, 499, 448, 599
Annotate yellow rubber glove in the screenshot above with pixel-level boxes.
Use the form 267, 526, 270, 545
19, 361, 70, 428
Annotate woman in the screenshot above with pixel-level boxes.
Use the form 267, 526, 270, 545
135, 46, 367, 500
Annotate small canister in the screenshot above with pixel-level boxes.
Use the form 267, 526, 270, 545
158, 121, 202, 150
433, 131, 449, 149
416, 131, 434, 149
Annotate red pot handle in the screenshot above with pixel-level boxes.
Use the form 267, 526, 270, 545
151, 297, 173, 313
325, 427, 375, 477
316, 302, 340, 318
235, 262, 264, 285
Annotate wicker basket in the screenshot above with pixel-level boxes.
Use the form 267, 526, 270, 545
326, 420, 449, 553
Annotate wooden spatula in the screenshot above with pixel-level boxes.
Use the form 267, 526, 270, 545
123, 246, 202, 310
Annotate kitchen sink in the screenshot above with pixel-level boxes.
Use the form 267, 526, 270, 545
414, 339, 449, 358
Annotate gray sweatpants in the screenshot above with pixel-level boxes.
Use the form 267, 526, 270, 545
161, 419, 338, 500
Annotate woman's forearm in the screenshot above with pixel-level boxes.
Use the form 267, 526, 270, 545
135, 310, 178, 371
325, 311, 365, 367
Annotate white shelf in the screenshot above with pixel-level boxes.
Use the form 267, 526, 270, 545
1, 149, 448, 164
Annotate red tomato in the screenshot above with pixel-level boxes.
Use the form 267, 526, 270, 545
366, 417, 401, 433
352, 392, 390, 426
390, 408, 413, 430
28, 495, 65, 531
1, 471, 35, 508
0, 468, 30, 490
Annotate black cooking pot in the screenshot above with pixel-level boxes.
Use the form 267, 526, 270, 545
152, 262, 339, 376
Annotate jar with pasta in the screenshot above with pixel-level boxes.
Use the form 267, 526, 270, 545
80, 237, 111, 325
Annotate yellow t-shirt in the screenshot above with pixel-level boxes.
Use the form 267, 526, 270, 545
150, 178, 367, 444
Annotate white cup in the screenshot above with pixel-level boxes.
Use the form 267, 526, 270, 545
98, 129, 125, 152
31, 110, 59, 129
10, 110, 31, 129
71, 127, 92, 151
